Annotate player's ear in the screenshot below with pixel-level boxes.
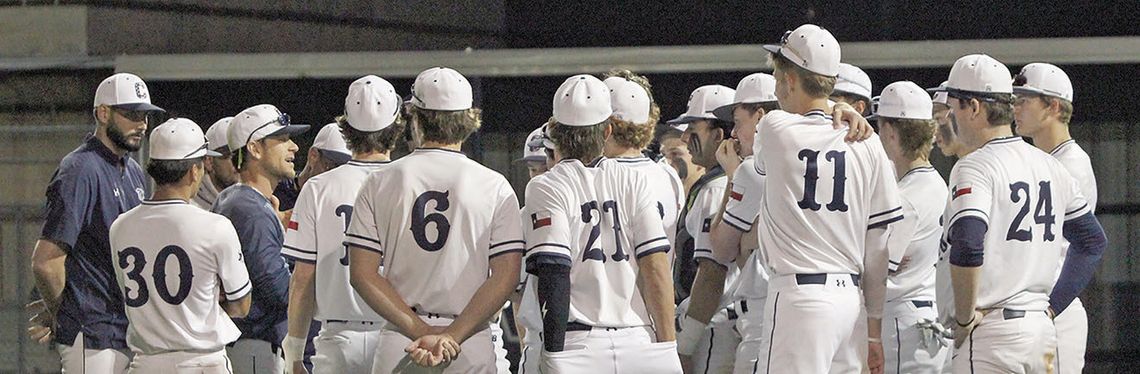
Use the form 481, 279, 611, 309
246, 140, 263, 160
94, 105, 112, 126
603, 123, 613, 140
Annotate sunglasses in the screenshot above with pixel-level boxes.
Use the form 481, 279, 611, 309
244, 111, 292, 146
112, 107, 149, 122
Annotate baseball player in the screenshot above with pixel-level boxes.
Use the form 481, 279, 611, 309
754, 24, 899, 373
192, 117, 239, 210
868, 81, 949, 373
213, 104, 310, 374
30, 73, 163, 373
682, 72, 778, 374
345, 67, 524, 372
831, 63, 874, 116
667, 84, 740, 373
1011, 63, 1097, 373
941, 54, 1107, 373
110, 118, 252, 373
927, 82, 972, 160
514, 124, 552, 374
525, 74, 679, 373
281, 76, 405, 374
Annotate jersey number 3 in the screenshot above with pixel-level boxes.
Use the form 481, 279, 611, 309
118, 246, 194, 307
411, 190, 452, 252
797, 149, 848, 212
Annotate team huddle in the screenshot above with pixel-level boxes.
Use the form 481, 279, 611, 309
27, 23, 1107, 374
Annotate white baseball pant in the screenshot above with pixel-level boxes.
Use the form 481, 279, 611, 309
1053, 297, 1087, 374
732, 297, 766, 374
489, 315, 510, 374
883, 300, 948, 374
128, 349, 232, 374
370, 315, 496, 374
758, 273, 864, 374
311, 320, 382, 374
540, 325, 682, 374
57, 332, 131, 374
952, 309, 1057, 374
518, 329, 541, 374
677, 298, 740, 374
227, 338, 284, 374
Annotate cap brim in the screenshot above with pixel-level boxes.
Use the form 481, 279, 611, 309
114, 102, 165, 112
514, 155, 547, 163
210, 146, 231, 157
712, 104, 736, 122
762, 44, 781, 54
320, 149, 352, 165
1011, 86, 1050, 97
832, 89, 872, 103
665, 115, 707, 125
267, 124, 310, 138
204, 149, 223, 157
925, 86, 946, 93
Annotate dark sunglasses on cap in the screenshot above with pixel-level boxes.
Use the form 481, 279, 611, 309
112, 107, 149, 122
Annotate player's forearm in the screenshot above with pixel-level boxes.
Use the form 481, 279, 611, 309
637, 252, 677, 342
1050, 212, 1107, 314
709, 222, 743, 270
445, 254, 521, 343
30, 239, 67, 313
951, 266, 980, 322
221, 295, 250, 318
348, 248, 431, 339
286, 263, 317, 338
861, 228, 890, 319
534, 262, 572, 352
685, 260, 726, 325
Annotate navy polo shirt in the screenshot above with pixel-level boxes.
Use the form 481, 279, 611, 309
212, 184, 290, 345
42, 134, 146, 350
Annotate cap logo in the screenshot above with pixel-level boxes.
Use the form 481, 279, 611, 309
134, 82, 148, 99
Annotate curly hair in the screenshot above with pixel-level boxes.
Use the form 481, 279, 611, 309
603, 69, 660, 149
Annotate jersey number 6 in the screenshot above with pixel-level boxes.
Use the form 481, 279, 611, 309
411, 190, 452, 252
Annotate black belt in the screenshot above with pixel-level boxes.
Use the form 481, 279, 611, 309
911, 300, 934, 309
325, 320, 380, 325
410, 307, 458, 319
566, 322, 623, 332
795, 273, 860, 287
1000, 309, 1048, 320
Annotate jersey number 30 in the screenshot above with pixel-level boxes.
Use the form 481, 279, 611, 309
118, 246, 194, 307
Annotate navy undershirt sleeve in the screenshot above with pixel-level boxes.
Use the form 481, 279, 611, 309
1049, 212, 1107, 314
948, 216, 988, 267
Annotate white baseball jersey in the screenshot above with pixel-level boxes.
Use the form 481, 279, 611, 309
109, 200, 250, 355
942, 136, 1090, 311
608, 157, 685, 252
686, 173, 739, 308
886, 166, 947, 302
1050, 139, 1098, 281
344, 148, 524, 317
525, 158, 671, 328
753, 109, 903, 276
283, 160, 390, 322
722, 156, 771, 302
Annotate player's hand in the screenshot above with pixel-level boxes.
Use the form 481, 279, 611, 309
679, 354, 694, 374
897, 255, 913, 272
1047, 307, 1057, 320
831, 102, 873, 142
715, 139, 742, 177
405, 334, 461, 367
953, 310, 983, 349
867, 340, 885, 374
26, 299, 54, 345
287, 360, 309, 374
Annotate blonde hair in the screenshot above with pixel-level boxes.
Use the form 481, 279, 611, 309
601, 69, 661, 149
768, 52, 836, 99
883, 117, 936, 160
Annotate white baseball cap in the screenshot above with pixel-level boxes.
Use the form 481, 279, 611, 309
93, 73, 164, 112
411, 67, 473, 111
204, 117, 233, 155
311, 123, 352, 163
712, 73, 778, 122
762, 24, 841, 77
1012, 63, 1073, 102
834, 63, 873, 101
553, 74, 613, 127
227, 104, 310, 152
868, 81, 933, 121
926, 81, 950, 105
603, 76, 652, 124
516, 126, 548, 163
666, 85, 736, 125
149, 118, 220, 160
946, 54, 1013, 95
345, 75, 402, 131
